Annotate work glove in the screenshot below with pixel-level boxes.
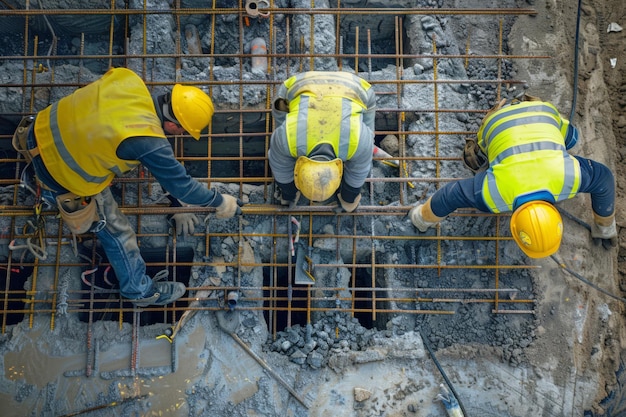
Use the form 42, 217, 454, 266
337, 192, 361, 213
521, 93, 541, 102
409, 204, 440, 233
168, 213, 200, 237
215, 195, 243, 219
273, 98, 289, 113
462, 139, 488, 174
274, 187, 301, 209
591, 219, 618, 250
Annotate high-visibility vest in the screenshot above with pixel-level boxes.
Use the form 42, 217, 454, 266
34, 67, 166, 195
283, 71, 372, 160
478, 101, 581, 213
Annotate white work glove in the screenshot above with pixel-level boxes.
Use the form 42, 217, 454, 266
337, 193, 361, 213
215, 195, 243, 219
591, 219, 618, 250
169, 213, 200, 237
409, 204, 440, 233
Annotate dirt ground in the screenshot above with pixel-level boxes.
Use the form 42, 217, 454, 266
510, 0, 626, 413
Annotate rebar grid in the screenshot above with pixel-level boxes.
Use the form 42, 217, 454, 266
0, 4, 542, 341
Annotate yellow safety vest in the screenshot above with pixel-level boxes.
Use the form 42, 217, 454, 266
34, 67, 166, 195
477, 101, 581, 213
283, 71, 372, 160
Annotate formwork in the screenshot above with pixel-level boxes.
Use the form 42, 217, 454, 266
0, 2, 544, 359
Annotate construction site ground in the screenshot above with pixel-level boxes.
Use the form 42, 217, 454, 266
1, 0, 626, 416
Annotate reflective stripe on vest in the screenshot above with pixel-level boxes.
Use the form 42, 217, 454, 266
478, 101, 581, 213
483, 141, 580, 212
48, 102, 114, 184
478, 102, 563, 150
284, 71, 371, 106
34, 68, 166, 195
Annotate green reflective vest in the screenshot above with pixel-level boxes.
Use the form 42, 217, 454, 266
477, 101, 581, 213
34, 68, 166, 195
283, 71, 372, 160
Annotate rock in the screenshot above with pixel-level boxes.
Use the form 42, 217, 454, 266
239, 240, 255, 273
380, 134, 399, 155
354, 387, 372, 402
281, 340, 292, 352
290, 349, 307, 365
307, 350, 324, 368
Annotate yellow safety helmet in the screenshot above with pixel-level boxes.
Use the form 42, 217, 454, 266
510, 201, 563, 258
171, 84, 214, 140
293, 155, 343, 202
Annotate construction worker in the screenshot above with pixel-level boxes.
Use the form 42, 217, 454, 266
12, 67, 243, 306
268, 71, 376, 212
409, 96, 617, 258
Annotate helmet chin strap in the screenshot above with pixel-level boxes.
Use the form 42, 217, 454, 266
161, 93, 179, 124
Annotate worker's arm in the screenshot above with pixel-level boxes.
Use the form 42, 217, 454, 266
340, 81, 376, 201
271, 81, 290, 127
574, 156, 615, 217
361, 85, 377, 132
409, 175, 489, 232
268, 126, 301, 202
574, 156, 617, 248
268, 127, 296, 185
429, 173, 491, 217
117, 137, 223, 208
341, 122, 375, 201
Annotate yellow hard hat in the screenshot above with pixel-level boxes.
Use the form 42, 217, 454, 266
293, 156, 343, 202
171, 84, 214, 139
510, 201, 563, 258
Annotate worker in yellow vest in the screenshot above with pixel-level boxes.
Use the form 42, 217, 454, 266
12, 67, 242, 306
409, 95, 617, 258
268, 71, 377, 212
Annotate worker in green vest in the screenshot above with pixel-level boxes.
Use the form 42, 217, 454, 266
12, 67, 242, 306
269, 71, 377, 212
409, 95, 616, 258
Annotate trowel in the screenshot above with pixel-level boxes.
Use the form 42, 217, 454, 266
294, 240, 315, 285
289, 216, 315, 285
373, 145, 399, 168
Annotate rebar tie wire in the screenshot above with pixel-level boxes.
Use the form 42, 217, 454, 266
8, 202, 47, 261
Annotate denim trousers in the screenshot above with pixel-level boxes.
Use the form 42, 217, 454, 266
40, 187, 155, 300
28, 129, 154, 300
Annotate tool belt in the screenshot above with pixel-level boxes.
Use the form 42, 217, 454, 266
56, 192, 104, 235
462, 138, 488, 174
12, 116, 38, 163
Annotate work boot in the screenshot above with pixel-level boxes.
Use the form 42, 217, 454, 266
132, 281, 186, 307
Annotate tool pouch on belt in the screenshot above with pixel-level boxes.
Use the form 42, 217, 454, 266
56, 193, 100, 235
12, 116, 37, 163
463, 139, 488, 174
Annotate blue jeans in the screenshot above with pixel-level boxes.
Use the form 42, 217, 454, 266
29, 129, 155, 300
41, 187, 155, 299
91, 187, 155, 299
